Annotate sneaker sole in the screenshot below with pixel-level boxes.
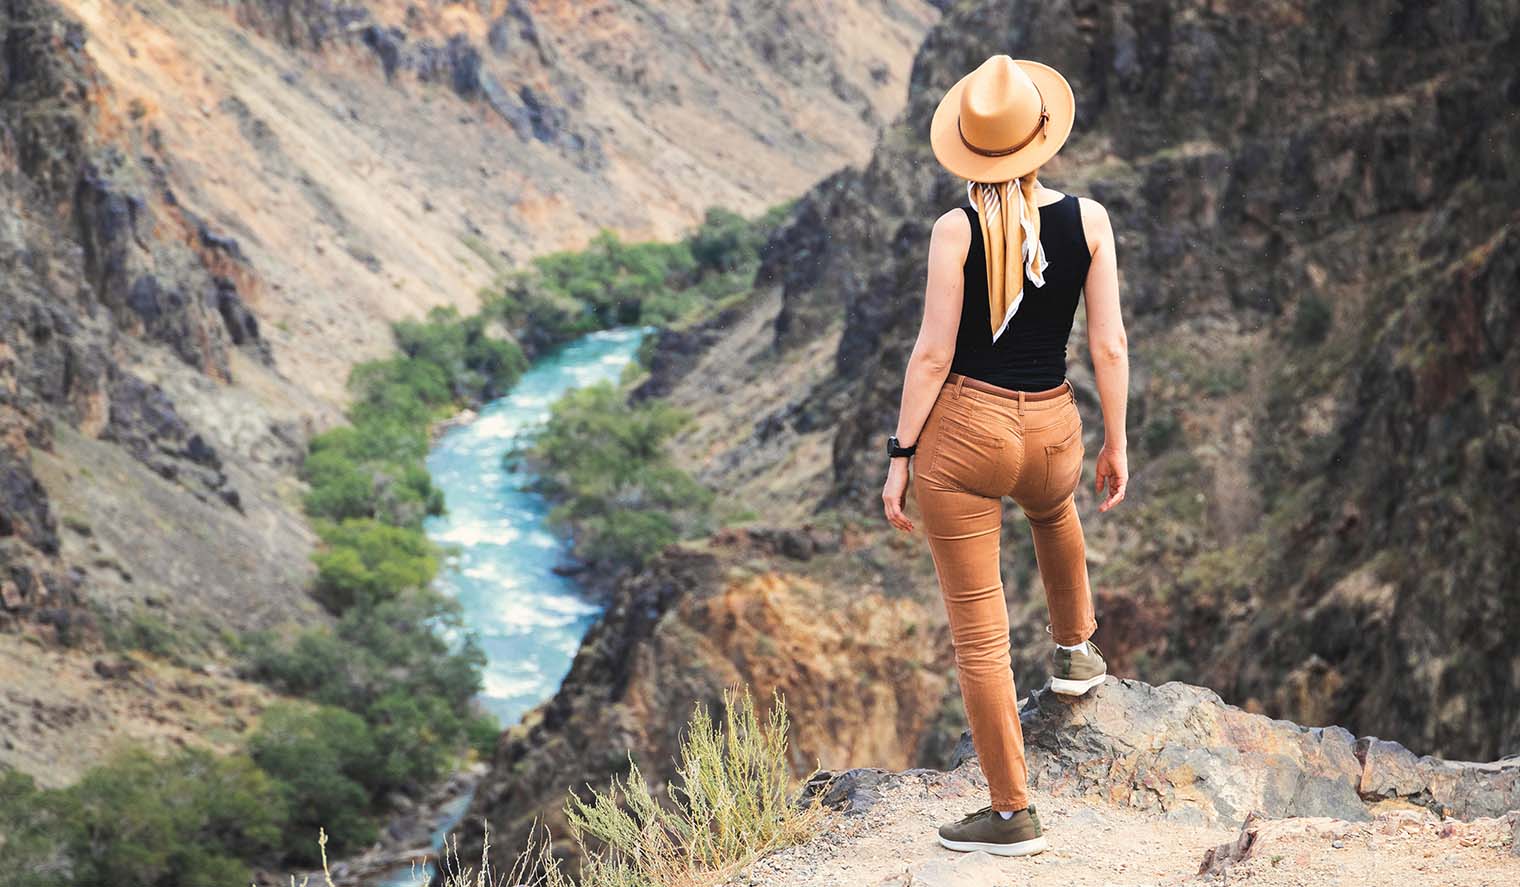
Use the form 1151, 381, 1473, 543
937, 835, 1049, 856
1049, 673, 1106, 696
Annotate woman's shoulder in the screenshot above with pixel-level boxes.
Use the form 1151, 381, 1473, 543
1071, 196, 1112, 256
932, 206, 973, 239
1073, 194, 1109, 219
929, 207, 973, 264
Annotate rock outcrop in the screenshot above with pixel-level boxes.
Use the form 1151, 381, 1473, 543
966, 680, 1372, 825
1355, 735, 1520, 821
740, 679, 1520, 887
993, 680, 1516, 823
812, 680, 1519, 830
1, 0, 298, 640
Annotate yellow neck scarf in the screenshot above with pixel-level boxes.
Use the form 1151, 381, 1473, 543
968, 176, 1048, 341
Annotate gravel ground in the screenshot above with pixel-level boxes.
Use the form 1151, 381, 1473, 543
725, 764, 1520, 887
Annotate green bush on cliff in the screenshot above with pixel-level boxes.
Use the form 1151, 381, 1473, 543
0, 749, 284, 887
485, 205, 788, 351
302, 425, 442, 526
0, 769, 68, 887
248, 703, 379, 864
311, 518, 440, 613
393, 306, 528, 405
246, 592, 488, 797
527, 382, 712, 566
302, 306, 526, 528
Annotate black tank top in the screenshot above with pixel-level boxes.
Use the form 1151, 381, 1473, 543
949, 194, 1090, 391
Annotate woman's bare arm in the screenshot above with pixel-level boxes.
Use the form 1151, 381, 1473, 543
883, 209, 970, 532
1079, 197, 1130, 512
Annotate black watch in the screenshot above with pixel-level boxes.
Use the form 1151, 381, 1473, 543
886, 435, 917, 459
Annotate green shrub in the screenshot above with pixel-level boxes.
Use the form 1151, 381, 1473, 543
249, 703, 379, 862
60, 748, 282, 887
529, 383, 712, 567
484, 204, 787, 353
300, 305, 524, 530
349, 357, 454, 425
299, 447, 378, 521
394, 306, 527, 404
689, 206, 775, 274
1, 749, 288, 887
466, 710, 504, 758
311, 518, 440, 613
1141, 411, 1184, 455
101, 607, 180, 659
245, 590, 484, 797
0, 769, 70, 887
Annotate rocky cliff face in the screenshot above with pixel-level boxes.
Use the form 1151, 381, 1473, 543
1, 0, 311, 638
643, 0, 1520, 759
0, 0, 936, 783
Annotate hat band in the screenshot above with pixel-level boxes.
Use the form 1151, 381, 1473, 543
957, 101, 1049, 158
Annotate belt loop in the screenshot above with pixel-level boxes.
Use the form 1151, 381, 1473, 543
1017, 390, 1025, 416
952, 374, 965, 400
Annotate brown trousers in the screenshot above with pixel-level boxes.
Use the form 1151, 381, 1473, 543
912, 373, 1097, 812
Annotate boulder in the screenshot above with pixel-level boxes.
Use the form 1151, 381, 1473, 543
1357, 737, 1520, 819
953, 679, 1369, 825
950, 680, 1520, 826
806, 767, 904, 816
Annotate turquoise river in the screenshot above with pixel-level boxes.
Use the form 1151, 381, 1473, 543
377, 326, 647, 885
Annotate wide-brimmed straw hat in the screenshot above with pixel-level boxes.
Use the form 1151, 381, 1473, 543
930, 55, 1075, 182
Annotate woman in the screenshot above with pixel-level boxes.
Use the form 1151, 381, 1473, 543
880, 55, 1129, 857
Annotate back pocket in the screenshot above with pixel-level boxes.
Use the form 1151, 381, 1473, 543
927, 411, 1006, 483
1043, 425, 1084, 498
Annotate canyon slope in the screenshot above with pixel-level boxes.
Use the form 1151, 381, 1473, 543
459, 0, 1519, 872
0, 0, 937, 784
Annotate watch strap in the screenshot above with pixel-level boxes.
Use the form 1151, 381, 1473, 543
887, 435, 917, 458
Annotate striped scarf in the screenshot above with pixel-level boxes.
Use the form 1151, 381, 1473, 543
968, 176, 1048, 342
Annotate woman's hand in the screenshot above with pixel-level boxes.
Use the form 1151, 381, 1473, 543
1094, 443, 1129, 512
882, 458, 914, 532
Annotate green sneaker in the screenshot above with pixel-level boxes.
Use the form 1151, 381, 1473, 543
1050, 639, 1107, 696
936, 805, 1048, 856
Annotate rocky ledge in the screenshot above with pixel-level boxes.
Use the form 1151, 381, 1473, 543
772, 678, 1518, 886
818, 679, 1520, 826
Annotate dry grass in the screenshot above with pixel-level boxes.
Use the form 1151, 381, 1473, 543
428, 687, 826, 887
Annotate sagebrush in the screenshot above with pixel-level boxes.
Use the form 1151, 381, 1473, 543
432, 687, 826, 887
